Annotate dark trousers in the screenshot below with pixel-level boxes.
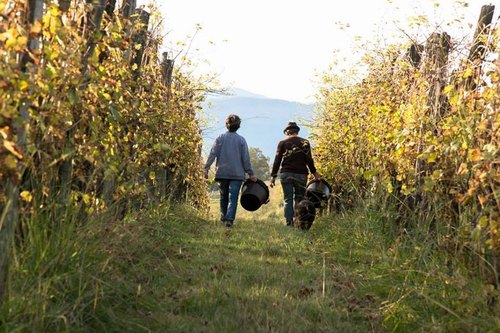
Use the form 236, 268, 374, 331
279, 172, 308, 223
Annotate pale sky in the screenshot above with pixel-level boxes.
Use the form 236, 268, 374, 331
137, 0, 497, 103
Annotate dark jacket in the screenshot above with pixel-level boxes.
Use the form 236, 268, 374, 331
271, 135, 317, 177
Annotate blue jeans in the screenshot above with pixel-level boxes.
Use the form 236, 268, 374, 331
218, 179, 243, 222
279, 172, 308, 223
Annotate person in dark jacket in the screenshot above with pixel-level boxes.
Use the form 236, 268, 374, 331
270, 121, 320, 226
204, 114, 257, 227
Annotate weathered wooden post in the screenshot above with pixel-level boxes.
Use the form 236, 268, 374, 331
407, 43, 424, 68
469, 5, 495, 62
156, 52, 175, 199
81, 0, 107, 75
120, 0, 136, 19
162, 51, 175, 100
127, 8, 153, 201
105, 0, 117, 17
425, 32, 451, 119
0, 0, 43, 303
57, 0, 106, 219
131, 8, 150, 78
59, 0, 72, 12
411, 32, 451, 223
466, 4, 495, 90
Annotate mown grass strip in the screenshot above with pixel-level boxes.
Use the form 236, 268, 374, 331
1, 204, 498, 332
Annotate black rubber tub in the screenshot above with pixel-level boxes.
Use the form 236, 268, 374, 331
240, 179, 270, 211
305, 179, 332, 208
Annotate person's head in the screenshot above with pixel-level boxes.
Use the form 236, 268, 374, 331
283, 121, 300, 135
226, 114, 241, 132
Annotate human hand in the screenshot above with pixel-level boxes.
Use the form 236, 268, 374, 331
270, 177, 276, 188
313, 172, 321, 181
250, 175, 258, 182
203, 170, 209, 179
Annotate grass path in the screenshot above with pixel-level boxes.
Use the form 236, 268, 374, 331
4, 197, 498, 332
121, 206, 388, 333
103, 197, 498, 333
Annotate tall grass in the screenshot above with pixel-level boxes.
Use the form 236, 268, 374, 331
1, 194, 498, 332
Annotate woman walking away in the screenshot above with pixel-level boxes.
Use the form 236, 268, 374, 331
204, 114, 258, 227
270, 121, 320, 226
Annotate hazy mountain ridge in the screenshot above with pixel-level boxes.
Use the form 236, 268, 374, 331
202, 89, 315, 160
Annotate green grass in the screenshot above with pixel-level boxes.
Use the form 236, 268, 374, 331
1, 198, 498, 332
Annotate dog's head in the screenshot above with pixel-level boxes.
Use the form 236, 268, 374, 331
294, 199, 316, 230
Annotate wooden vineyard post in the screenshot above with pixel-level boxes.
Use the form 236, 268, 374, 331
157, 52, 175, 199
162, 52, 174, 101
466, 4, 495, 90
131, 8, 150, 79
128, 8, 154, 202
407, 43, 424, 68
412, 32, 451, 223
59, 0, 72, 12
81, 0, 107, 76
105, 0, 117, 17
120, 0, 136, 19
466, 4, 497, 281
57, 0, 106, 221
0, 0, 43, 303
425, 32, 451, 120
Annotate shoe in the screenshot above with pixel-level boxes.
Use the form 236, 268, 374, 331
286, 219, 293, 227
225, 220, 233, 227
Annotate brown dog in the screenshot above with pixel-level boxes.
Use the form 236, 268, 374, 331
294, 199, 316, 230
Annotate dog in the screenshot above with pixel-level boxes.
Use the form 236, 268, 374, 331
293, 198, 316, 230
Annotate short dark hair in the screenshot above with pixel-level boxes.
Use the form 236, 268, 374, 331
285, 128, 299, 135
226, 114, 241, 132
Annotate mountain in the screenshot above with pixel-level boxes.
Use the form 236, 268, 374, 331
201, 88, 315, 161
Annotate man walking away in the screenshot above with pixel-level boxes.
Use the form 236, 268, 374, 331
270, 121, 320, 226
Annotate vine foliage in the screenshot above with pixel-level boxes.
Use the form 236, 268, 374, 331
312, 12, 499, 276
0, 0, 208, 222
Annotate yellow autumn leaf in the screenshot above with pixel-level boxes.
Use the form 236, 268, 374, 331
3, 140, 23, 159
20, 191, 33, 203
83, 194, 91, 205
0, 28, 16, 42
0, 126, 11, 139
478, 194, 487, 207
469, 148, 481, 162
457, 163, 468, 175
463, 68, 473, 78
426, 151, 437, 163
48, 5, 60, 16
18, 80, 29, 90
443, 84, 453, 94
30, 21, 42, 34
